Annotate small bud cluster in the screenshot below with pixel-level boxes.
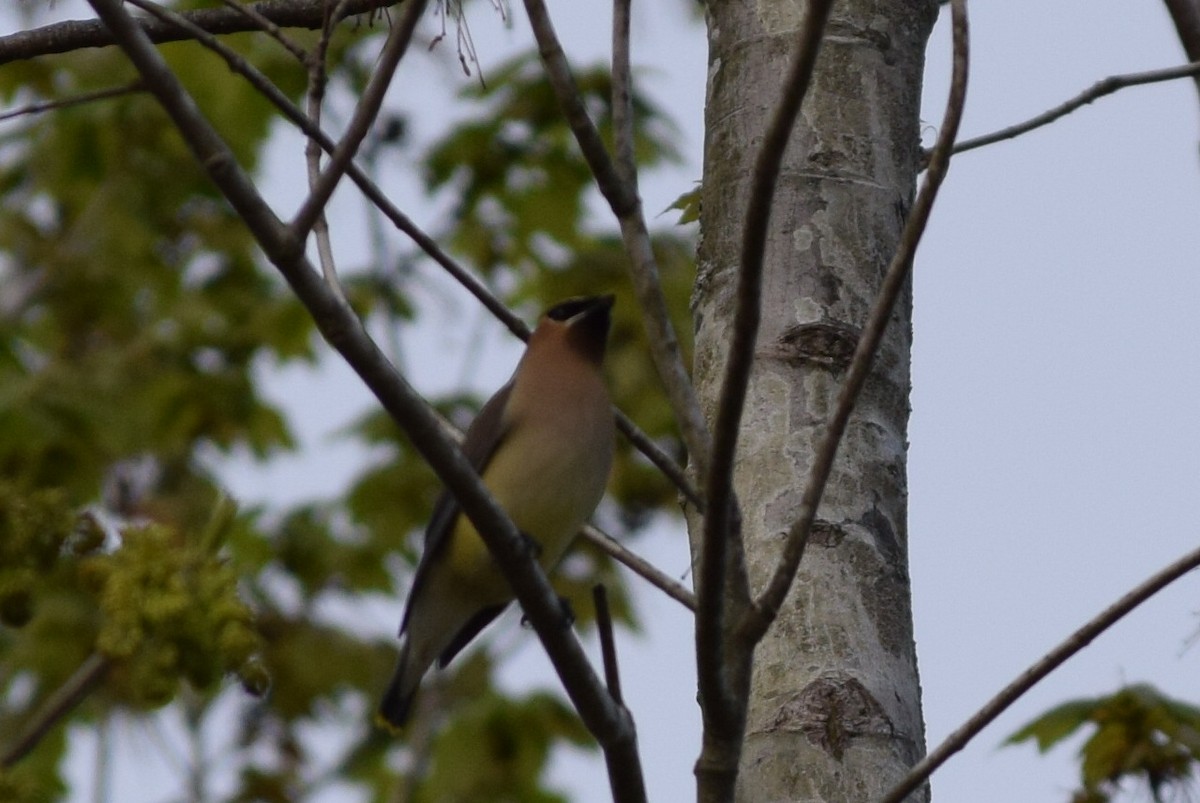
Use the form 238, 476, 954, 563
0, 484, 82, 628
83, 523, 265, 706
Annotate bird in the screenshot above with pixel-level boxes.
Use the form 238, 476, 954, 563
379, 294, 616, 728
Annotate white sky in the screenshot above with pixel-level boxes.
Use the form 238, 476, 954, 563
5, 0, 1200, 801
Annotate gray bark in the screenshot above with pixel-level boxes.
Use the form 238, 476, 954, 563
694, 0, 938, 799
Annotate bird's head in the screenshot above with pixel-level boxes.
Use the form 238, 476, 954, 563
538, 294, 615, 366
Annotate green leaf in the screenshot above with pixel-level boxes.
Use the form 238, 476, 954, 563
666, 183, 702, 225
1006, 698, 1101, 752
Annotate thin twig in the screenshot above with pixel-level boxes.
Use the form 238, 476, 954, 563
290, 0, 426, 237
946, 60, 1200, 158
0, 81, 145, 123
302, 0, 354, 301
0, 0, 397, 66
879, 542, 1200, 803
614, 410, 703, 512
611, 0, 636, 189
697, 0, 836, 737
745, 0, 969, 640
593, 584, 624, 705
603, 0, 707, 495
522, 0, 712, 479
86, 2, 645, 793
582, 524, 696, 611
216, 0, 310, 63
1, 653, 111, 767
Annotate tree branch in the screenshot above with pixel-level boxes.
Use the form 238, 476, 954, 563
85, 0, 644, 794
879, 541, 1200, 803
581, 523, 696, 611
217, 0, 310, 63
0, 0, 397, 66
593, 584, 624, 706
946, 60, 1200, 159
0, 81, 144, 122
521, 0, 713, 479
611, 0, 636, 190
1, 653, 111, 768
301, 0, 354, 301
593, 581, 646, 803
744, 0, 969, 642
289, 0, 423, 237
697, 0, 835, 740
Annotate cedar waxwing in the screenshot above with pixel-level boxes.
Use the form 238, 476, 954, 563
379, 295, 616, 728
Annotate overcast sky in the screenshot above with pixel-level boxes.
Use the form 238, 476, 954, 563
6, 0, 1200, 801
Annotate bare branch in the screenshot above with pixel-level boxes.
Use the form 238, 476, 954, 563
0, 0, 397, 66
1, 654, 111, 768
947, 60, 1200, 158
879, 542, 1200, 803
745, 0, 969, 641
614, 409, 704, 512
521, 0, 712, 478
591, 584, 646, 803
85, 0, 643, 789
593, 584, 624, 706
216, 0, 310, 63
0, 81, 145, 123
290, 0, 425, 237
611, 0, 636, 189
582, 523, 696, 611
697, 0, 836, 744
302, 0, 355, 300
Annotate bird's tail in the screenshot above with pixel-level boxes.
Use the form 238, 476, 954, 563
378, 639, 420, 729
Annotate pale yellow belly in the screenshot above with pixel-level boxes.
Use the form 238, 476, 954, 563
443, 422, 610, 602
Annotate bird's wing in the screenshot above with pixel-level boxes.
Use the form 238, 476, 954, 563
436, 603, 508, 668
399, 381, 515, 636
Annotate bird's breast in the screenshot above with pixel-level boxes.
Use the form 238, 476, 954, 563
445, 366, 614, 591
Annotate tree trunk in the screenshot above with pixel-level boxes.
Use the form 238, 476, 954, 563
694, 0, 937, 799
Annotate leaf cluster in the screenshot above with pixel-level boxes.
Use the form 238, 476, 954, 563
1008, 683, 1200, 802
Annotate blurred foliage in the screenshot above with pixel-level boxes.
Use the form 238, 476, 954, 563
0, 1, 695, 801
423, 51, 682, 278
1007, 683, 1200, 802
416, 689, 592, 803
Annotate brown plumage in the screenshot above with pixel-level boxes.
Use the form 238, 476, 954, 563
379, 295, 616, 728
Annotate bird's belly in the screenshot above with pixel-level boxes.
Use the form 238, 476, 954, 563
444, 425, 609, 596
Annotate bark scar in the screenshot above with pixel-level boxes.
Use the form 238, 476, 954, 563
766, 320, 860, 369
770, 674, 892, 761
